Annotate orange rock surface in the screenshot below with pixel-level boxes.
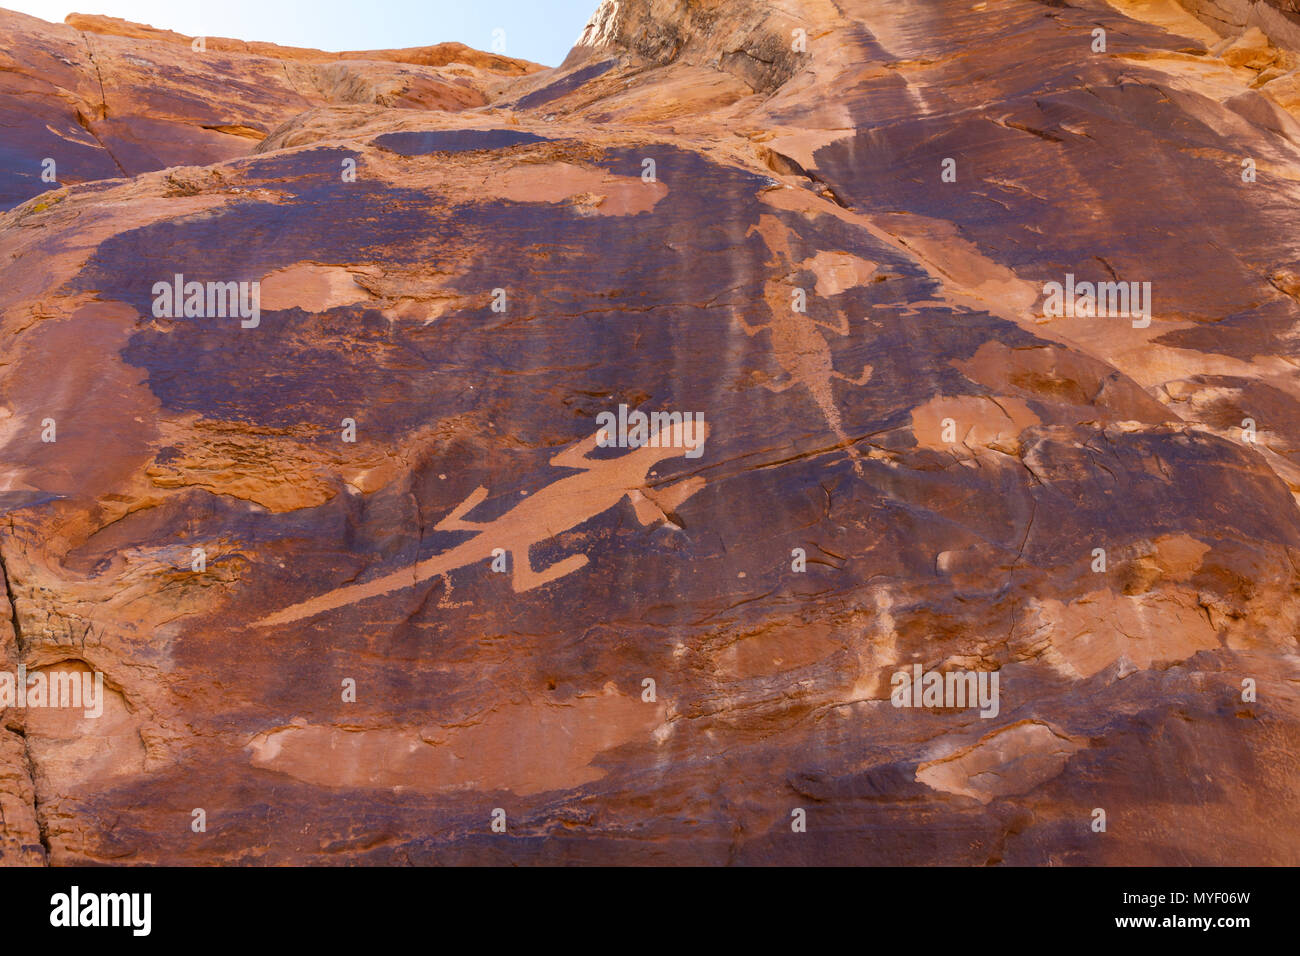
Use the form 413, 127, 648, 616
0, 0, 1298, 865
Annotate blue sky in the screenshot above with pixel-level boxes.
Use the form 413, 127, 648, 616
7, 0, 600, 66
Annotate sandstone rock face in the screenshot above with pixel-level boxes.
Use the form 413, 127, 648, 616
0, 10, 540, 211
0, 0, 1298, 865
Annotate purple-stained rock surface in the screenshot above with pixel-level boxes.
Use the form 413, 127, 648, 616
0, 0, 1298, 865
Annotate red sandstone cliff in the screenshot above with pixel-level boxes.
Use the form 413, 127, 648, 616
0, 0, 1297, 865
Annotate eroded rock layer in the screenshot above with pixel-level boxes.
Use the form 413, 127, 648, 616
0, 0, 1298, 865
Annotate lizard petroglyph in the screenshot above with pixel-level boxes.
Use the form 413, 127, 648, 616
255, 420, 709, 627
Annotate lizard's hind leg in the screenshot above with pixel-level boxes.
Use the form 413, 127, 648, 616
833, 363, 874, 386
512, 551, 589, 591
434, 485, 490, 532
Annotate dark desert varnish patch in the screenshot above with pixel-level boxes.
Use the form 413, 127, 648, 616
372, 129, 551, 155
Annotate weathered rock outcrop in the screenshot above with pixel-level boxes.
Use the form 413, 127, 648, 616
0, 0, 1297, 865
0, 10, 540, 210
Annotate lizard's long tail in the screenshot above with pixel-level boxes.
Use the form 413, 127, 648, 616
253, 544, 472, 628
